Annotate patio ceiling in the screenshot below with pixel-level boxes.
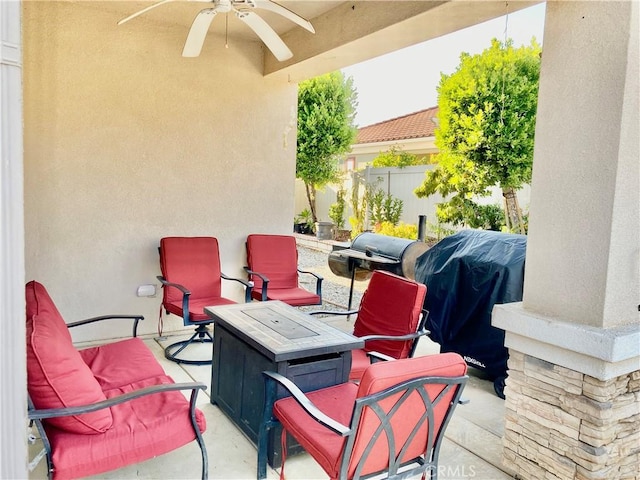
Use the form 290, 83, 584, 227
89, 1, 342, 39
88, 0, 541, 81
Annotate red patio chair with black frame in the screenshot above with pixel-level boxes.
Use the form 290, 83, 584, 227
311, 270, 429, 381
158, 236, 253, 365
244, 234, 323, 307
25, 281, 208, 480
257, 352, 468, 480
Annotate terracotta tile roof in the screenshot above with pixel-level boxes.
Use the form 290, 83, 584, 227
355, 106, 439, 144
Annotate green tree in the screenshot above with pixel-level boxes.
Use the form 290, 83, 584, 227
297, 72, 357, 223
372, 146, 424, 168
414, 38, 541, 234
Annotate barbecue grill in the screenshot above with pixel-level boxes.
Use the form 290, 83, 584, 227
328, 232, 430, 309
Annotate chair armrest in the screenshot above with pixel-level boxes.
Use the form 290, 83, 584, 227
221, 273, 254, 303
157, 275, 194, 322
67, 315, 145, 338
297, 268, 323, 297
308, 309, 359, 317
243, 268, 268, 282
307, 310, 358, 316
221, 273, 253, 289
358, 329, 430, 344
297, 268, 323, 281
156, 275, 190, 295
244, 268, 269, 301
366, 351, 395, 363
263, 371, 350, 436
28, 382, 207, 420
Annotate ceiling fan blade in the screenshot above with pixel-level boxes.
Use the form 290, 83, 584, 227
117, 0, 176, 25
252, 0, 315, 33
182, 8, 219, 57
237, 11, 293, 61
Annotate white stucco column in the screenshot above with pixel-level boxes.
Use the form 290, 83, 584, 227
0, 1, 26, 479
493, 2, 639, 478
494, 0, 639, 382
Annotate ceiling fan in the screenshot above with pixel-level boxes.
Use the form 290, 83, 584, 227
118, 0, 315, 61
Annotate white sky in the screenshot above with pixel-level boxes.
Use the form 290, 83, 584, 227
342, 3, 547, 127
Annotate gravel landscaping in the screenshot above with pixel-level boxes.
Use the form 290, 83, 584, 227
296, 245, 369, 312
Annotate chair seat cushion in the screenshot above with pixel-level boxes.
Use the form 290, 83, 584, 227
45, 375, 207, 480
79, 338, 167, 390
26, 281, 113, 435
251, 287, 320, 306
163, 296, 236, 322
273, 382, 359, 478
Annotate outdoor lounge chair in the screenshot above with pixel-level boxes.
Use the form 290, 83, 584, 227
158, 236, 252, 364
258, 352, 468, 480
312, 270, 429, 381
25, 281, 208, 480
244, 234, 323, 306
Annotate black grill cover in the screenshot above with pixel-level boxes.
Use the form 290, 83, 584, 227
414, 229, 526, 380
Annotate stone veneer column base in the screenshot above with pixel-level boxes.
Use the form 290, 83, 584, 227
503, 351, 640, 480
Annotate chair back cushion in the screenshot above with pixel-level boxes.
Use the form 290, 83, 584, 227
246, 234, 299, 290
160, 237, 223, 305
350, 353, 467, 478
353, 270, 427, 358
25, 281, 113, 434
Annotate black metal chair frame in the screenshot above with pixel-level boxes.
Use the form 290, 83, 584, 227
27, 315, 209, 480
310, 308, 430, 359
157, 260, 253, 365
258, 370, 468, 480
243, 266, 323, 304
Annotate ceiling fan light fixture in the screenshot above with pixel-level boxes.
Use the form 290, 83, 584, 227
216, 0, 232, 14
118, 0, 314, 61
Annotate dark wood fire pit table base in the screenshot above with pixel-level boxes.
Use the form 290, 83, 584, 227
205, 301, 364, 469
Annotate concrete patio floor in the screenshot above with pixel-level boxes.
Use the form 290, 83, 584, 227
29, 333, 513, 480
28, 242, 515, 480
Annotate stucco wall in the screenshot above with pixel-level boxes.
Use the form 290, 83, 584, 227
523, 0, 639, 328
22, 1, 298, 342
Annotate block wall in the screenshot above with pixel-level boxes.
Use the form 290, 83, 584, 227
503, 351, 640, 479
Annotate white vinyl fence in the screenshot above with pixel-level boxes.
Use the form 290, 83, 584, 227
294, 165, 530, 235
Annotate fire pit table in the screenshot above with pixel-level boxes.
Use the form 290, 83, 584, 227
205, 301, 364, 468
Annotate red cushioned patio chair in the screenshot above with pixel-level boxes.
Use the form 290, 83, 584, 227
245, 234, 323, 306
258, 352, 468, 480
312, 270, 429, 381
25, 281, 208, 480
158, 236, 252, 364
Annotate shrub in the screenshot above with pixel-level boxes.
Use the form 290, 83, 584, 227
374, 221, 418, 240
328, 188, 346, 229
367, 188, 403, 226
295, 209, 315, 233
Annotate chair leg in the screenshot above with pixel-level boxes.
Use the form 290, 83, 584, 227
257, 421, 271, 480
257, 375, 278, 480
187, 388, 209, 480
164, 324, 214, 365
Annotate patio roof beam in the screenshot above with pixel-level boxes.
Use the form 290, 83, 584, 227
265, 0, 542, 82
